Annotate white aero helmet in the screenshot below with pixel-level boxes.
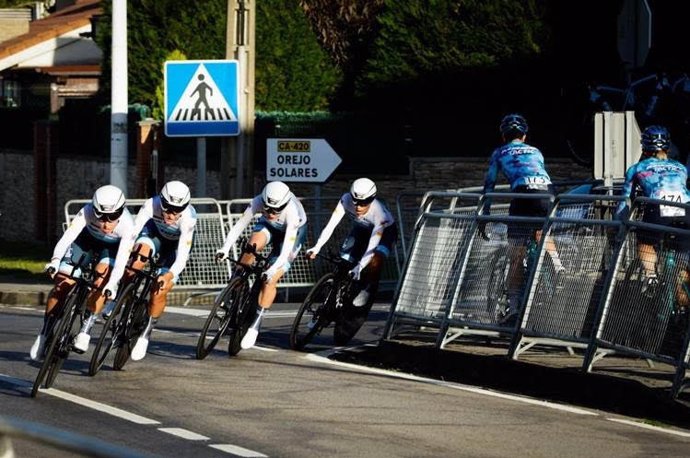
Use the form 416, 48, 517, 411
92, 184, 125, 220
350, 177, 377, 205
160, 180, 191, 213
262, 181, 291, 212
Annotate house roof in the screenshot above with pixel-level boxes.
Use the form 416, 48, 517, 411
0, 0, 102, 73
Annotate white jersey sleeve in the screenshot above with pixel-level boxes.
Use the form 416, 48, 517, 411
358, 199, 394, 270
271, 197, 307, 271
310, 195, 347, 254
168, 207, 197, 281
106, 209, 137, 287
50, 206, 88, 263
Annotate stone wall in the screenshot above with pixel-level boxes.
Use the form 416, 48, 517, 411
0, 149, 592, 243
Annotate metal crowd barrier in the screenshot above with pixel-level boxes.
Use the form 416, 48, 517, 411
384, 191, 690, 398
583, 197, 690, 397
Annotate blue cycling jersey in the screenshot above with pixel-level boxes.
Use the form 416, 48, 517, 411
483, 140, 552, 192
617, 157, 690, 216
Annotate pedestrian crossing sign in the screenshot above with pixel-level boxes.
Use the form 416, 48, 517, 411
164, 60, 240, 137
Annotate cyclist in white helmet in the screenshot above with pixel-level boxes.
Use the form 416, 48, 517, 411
30, 185, 135, 360
215, 181, 308, 349
306, 177, 398, 342
122, 180, 198, 361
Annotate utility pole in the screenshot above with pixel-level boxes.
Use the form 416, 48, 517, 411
110, 0, 128, 193
222, 0, 255, 198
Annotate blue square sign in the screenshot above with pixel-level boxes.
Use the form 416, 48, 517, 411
164, 60, 240, 137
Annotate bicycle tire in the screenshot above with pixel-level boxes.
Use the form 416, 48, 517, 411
486, 248, 509, 322
289, 273, 336, 351
333, 282, 376, 346
226, 279, 252, 356
196, 281, 238, 359
113, 286, 147, 371
88, 284, 130, 376
31, 290, 81, 397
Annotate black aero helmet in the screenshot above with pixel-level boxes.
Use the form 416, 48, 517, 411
641, 125, 671, 155
499, 113, 529, 137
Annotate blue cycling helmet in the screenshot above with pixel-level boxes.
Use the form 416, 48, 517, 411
641, 125, 670, 154
499, 113, 529, 137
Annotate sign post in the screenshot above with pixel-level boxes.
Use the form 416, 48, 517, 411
266, 139, 342, 183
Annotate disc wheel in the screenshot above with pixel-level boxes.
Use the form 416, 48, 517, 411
289, 273, 336, 351
226, 279, 252, 356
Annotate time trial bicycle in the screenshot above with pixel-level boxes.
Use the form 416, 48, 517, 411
196, 241, 269, 359
32, 254, 98, 397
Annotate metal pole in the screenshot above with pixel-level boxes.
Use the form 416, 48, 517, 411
110, 0, 128, 193
197, 137, 207, 197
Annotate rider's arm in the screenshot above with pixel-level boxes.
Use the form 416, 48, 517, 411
168, 212, 198, 282
50, 208, 87, 263
483, 149, 500, 194
271, 216, 302, 273
616, 164, 637, 219
358, 204, 394, 270
106, 212, 137, 290
310, 200, 346, 253
220, 199, 259, 254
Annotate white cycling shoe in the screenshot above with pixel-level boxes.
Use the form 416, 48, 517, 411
353, 288, 370, 307
73, 331, 91, 353
131, 337, 149, 361
30, 334, 46, 361
240, 328, 259, 349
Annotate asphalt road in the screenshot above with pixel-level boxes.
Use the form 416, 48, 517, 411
2, 301, 690, 457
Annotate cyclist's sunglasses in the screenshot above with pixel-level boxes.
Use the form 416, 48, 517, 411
263, 203, 286, 215
353, 196, 374, 207
161, 201, 185, 214
95, 208, 123, 222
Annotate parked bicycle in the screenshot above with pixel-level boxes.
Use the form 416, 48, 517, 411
88, 251, 160, 375
289, 251, 366, 350
195, 241, 269, 359
32, 255, 97, 397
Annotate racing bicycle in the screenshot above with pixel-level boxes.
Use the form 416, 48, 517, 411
88, 251, 159, 375
32, 255, 97, 397
195, 242, 269, 359
289, 252, 367, 350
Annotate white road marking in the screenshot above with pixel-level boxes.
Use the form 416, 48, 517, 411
209, 444, 268, 457
607, 418, 690, 437
305, 353, 599, 416
41, 388, 161, 424
158, 427, 209, 441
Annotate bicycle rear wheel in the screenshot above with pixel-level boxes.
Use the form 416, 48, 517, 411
196, 281, 238, 359
31, 291, 80, 397
88, 284, 130, 376
289, 273, 336, 351
486, 248, 509, 322
334, 282, 376, 346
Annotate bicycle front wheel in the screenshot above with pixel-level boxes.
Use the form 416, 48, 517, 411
226, 279, 252, 356
88, 284, 130, 376
289, 273, 336, 351
113, 288, 148, 371
31, 290, 81, 397
196, 282, 237, 359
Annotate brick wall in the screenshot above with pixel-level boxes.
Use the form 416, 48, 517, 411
0, 149, 591, 243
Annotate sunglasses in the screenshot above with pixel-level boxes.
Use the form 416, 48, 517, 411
353, 198, 374, 207
263, 205, 282, 215
95, 208, 123, 222
161, 202, 185, 214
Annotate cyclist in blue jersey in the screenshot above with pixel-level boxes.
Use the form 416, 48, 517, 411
482, 113, 563, 320
30, 185, 135, 360
617, 125, 690, 304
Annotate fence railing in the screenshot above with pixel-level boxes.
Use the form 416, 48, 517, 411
383, 190, 690, 398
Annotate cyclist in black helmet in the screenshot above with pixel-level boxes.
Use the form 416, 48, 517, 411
617, 125, 690, 304
482, 113, 564, 321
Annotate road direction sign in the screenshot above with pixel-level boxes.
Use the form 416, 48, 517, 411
164, 60, 240, 137
266, 138, 342, 183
